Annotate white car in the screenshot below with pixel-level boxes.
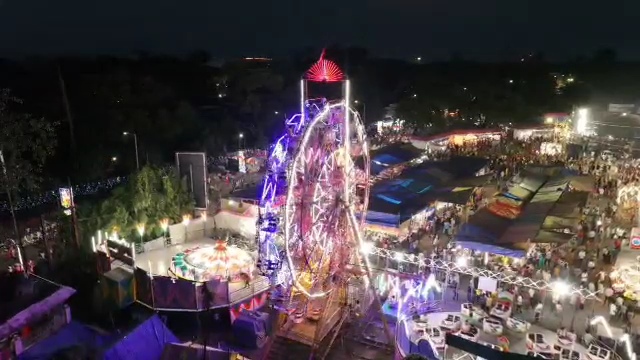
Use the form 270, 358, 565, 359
588, 344, 611, 360
556, 331, 577, 348
425, 326, 446, 350
482, 316, 504, 335
458, 324, 480, 342
461, 303, 487, 319
559, 348, 582, 360
461, 303, 473, 317
440, 314, 462, 331
490, 301, 512, 319
527, 333, 552, 353
505, 317, 530, 332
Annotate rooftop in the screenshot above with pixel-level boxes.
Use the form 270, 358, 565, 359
456, 166, 591, 257
0, 273, 64, 324
368, 156, 489, 218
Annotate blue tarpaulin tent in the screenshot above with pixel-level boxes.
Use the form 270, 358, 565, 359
18, 321, 113, 360
103, 315, 178, 360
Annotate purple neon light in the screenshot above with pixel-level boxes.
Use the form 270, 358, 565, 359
258, 114, 304, 273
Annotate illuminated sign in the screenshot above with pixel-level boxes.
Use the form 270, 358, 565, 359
59, 188, 73, 215
630, 227, 640, 250
238, 151, 246, 173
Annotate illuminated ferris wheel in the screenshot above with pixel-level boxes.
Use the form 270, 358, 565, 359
284, 98, 370, 298
256, 52, 394, 359
257, 51, 371, 296
258, 53, 369, 292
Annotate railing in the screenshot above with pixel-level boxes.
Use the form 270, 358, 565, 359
229, 276, 270, 303
366, 247, 600, 298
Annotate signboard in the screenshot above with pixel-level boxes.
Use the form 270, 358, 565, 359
608, 104, 635, 113
176, 152, 208, 210
58, 188, 73, 215
105, 239, 135, 266
630, 227, 640, 250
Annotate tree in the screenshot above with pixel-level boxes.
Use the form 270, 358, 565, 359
224, 66, 285, 142
592, 48, 617, 66
0, 89, 58, 193
79, 166, 194, 241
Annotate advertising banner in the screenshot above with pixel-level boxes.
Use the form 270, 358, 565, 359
58, 187, 73, 215
629, 227, 640, 250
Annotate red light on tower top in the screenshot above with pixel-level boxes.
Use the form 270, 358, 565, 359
305, 50, 345, 82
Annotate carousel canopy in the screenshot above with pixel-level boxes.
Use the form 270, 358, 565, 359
173, 241, 255, 280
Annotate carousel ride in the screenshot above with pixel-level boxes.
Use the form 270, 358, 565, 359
256, 52, 392, 359
170, 240, 254, 282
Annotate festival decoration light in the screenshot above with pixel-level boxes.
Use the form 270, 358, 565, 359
376, 272, 440, 301
258, 64, 371, 300
360, 241, 373, 254
283, 97, 369, 298
367, 246, 599, 298
305, 49, 345, 82
551, 280, 570, 297
136, 223, 145, 237
576, 108, 589, 135
0, 176, 125, 213
159, 218, 169, 232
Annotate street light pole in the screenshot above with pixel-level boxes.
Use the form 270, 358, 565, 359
0, 150, 25, 270
123, 132, 140, 170
354, 100, 366, 123
238, 133, 244, 150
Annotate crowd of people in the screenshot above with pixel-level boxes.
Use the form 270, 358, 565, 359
364, 133, 640, 348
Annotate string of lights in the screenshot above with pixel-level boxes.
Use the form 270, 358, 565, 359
0, 177, 126, 213
363, 245, 601, 299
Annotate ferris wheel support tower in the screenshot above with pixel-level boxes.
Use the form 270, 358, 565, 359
258, 51, 393, 359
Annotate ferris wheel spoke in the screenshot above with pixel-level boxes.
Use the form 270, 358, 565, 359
282, 100, 371, 300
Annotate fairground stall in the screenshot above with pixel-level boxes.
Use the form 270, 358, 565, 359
454, 169, 587, 271
364, 156, 489, 248
617, 181, 640, 225
410, 129, 503, 152
606, 233, 640, 302
512, 124, 558, 141
214, 188, 262, 240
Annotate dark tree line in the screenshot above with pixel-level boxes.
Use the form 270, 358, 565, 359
0, 47, 635, 185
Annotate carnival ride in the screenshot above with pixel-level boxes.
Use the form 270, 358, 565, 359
170, 240, 254, 282
256, 51, 392, 359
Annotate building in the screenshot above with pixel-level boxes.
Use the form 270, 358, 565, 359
0, 274, 77, 358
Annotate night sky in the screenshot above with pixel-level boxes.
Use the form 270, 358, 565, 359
0, 0, 638, 60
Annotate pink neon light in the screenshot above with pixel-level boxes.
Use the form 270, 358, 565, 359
305, 50, 345, 82
230, 292, 268, 321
